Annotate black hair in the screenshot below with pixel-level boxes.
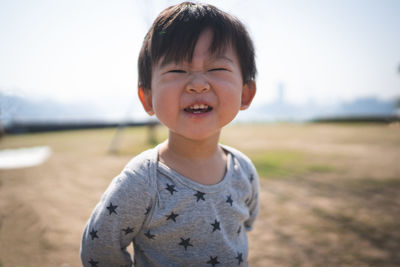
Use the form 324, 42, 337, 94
138, 2, 256, 91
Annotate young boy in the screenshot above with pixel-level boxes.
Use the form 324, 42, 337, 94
81, 2, 259, 266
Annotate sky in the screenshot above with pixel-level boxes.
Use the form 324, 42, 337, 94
1, 0, 399, 121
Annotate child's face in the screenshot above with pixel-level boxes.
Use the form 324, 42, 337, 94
139, 29, 255, 141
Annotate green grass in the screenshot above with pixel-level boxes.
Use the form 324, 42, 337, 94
307, 164, 334, 173
249, 150, 336, 179
250, 150, 305, 178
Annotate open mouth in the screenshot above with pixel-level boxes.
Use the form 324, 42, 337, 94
184, 104, 213, 114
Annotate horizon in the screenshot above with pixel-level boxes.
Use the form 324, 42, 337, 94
1, 89, 398, 128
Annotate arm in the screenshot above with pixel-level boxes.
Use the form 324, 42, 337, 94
221, 145, 260, 231
243, 161, 260, 231
80, 168, 155, 267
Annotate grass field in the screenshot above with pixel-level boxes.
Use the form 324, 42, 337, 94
0, 123, 399, 267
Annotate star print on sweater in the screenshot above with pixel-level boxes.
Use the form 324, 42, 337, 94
207, 256, 220, 266
194, 191, 206, 201
89, 228, 98, 240
106, 202, 118, 215
226, 195, 233, 206
122, 227, 134, 235
237, 226, 242, 235
81, 144, 259, 267
166, 184, 177, 195
178, 237, 193, 250
88, 258, 98, 267
249, 174, 254, 183
144, 230, 156, 239
145, 206, 151, 215
166, 211, 179, 222
235, 252, 243, 265
211, 219, 221, 232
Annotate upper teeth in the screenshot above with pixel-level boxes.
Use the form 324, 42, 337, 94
190, 104, 208, 110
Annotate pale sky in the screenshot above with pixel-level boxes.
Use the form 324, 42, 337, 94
1, 0, 399, 120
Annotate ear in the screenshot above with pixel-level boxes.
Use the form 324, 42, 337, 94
138, 86, 155, 115
240, 81, 256, 110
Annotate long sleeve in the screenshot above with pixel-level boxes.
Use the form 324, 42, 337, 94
80, 165, 155, 267
244, 166, 259, 231
225, 145, 260, 232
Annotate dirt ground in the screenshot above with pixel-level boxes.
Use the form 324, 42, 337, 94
0, 123, 399, 267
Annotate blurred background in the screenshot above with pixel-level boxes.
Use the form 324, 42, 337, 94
1, 0, 399, 129
0, 1, 400, 267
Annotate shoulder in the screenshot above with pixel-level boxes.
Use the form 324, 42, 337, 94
124, 147, 156, 178
220, 144, 256, 173
106, 146, 158, 197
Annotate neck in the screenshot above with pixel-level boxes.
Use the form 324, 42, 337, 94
158, 131, 227, 185
162, 131, 221, 161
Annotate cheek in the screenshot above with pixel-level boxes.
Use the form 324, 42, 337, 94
151, 87, 180, 123
217, 82, 243, 107
153, 94, 172, 113
218, 91, 242, 122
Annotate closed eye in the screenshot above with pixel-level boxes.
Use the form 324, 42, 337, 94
209, 68, 228, 72
168, 69, 186, 73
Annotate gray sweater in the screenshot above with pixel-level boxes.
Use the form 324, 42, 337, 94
80, 144, 259, 267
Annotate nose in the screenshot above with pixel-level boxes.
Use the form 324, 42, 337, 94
185, 73, 210, 94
